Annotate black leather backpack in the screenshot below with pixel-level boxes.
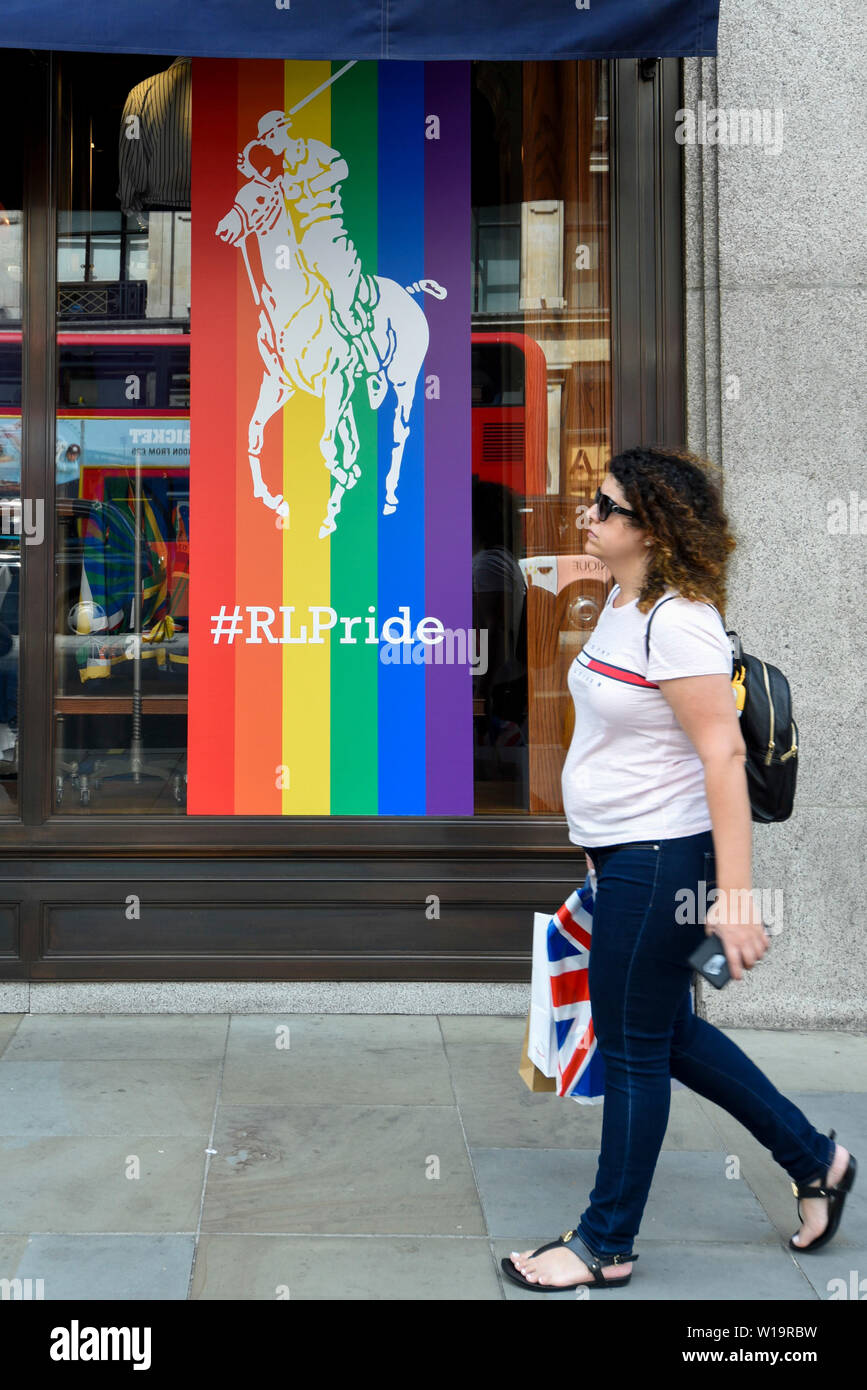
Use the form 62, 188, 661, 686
644, 595, 798, 823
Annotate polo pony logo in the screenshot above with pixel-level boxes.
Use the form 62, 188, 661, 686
215, 60, 447, 539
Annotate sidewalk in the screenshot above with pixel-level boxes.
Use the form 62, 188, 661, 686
0, 1013, 864, 1301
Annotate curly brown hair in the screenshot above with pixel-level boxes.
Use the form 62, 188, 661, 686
606, 446, 736, 618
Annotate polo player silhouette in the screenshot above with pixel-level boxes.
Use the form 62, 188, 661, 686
238, 110, 388, 409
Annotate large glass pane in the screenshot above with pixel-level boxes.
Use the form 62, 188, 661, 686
0, 52, 25, 810
53, 53, 190, 812
471, 60, 611, 813
49, 54, 609, 821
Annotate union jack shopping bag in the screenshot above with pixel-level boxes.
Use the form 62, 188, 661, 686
520, 871, 688, 1101
544, 871, 606, 1104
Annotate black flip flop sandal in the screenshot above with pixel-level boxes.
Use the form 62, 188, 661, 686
789, 1128, 858, 1254
501, 1228, 637, 1292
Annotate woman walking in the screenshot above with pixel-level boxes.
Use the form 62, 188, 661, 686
504, 447, 856, 1292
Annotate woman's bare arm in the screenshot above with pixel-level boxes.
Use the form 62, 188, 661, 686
655, 672, 769, 979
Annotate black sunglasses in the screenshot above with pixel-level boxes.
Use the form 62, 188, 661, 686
594, 487, 637, 521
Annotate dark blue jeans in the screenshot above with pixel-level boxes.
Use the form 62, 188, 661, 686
573, 830, 835, 1259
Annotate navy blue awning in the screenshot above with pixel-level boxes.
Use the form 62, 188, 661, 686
2, 1, 719, 60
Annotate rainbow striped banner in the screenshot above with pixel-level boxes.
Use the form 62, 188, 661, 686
188, 58, 473, 815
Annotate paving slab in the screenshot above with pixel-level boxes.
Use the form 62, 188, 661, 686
190, 1233, 503, 1300
792, 1245, 867, 1302
0, 1137, 206, 1233
451, 1046, 720, 1149
0, 1014, 23, 1060
706, 1029, 867, 1093
12, 1234, 195, 1300
692, 1091, 867, 1250
439, 1016, 537, 1044
2, 1014, 230, 1061
473, 1148, 782, 1246
0, 1234, 30, 1283
201, 1103, 486, 1236
0, 1060, 220, 1136
221, 1014, 454, 1106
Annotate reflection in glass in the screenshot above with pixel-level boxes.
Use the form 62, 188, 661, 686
471, 60, 612, 814
0, 55, 24, 809
53, 53, 190, 813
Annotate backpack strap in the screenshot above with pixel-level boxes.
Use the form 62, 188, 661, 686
701, 600, 739, 667
644, 594, 738, 672
643, 594, 678, 662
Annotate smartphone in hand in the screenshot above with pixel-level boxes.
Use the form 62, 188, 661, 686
688, 928, 771, 988
688, 933, 732, 989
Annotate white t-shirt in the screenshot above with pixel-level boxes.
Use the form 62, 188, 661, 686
561, 583, 734, 847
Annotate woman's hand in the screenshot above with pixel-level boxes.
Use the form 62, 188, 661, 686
705, 890, 770, 980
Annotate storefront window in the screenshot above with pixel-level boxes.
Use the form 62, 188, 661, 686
53, 55, 191, 811
471, 60, 611, 813
0, 69, 24, 810
50, 53, 610, 817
